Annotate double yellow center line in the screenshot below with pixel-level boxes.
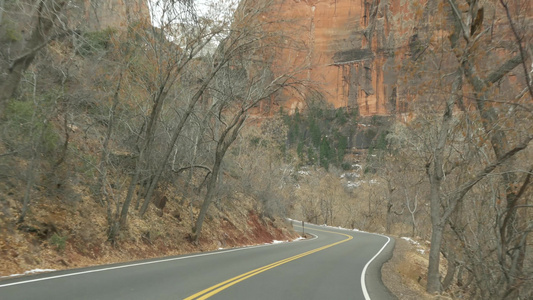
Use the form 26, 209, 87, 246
184, 228, 353, 300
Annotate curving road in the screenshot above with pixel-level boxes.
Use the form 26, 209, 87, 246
0, 223, 395, 300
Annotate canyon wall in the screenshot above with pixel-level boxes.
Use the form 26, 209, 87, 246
271, 0, 420, 116
80, 0, 150, 31
76, 0, 418, 117
76, 0, 416, 117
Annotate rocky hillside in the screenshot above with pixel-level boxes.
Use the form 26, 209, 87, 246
0, 0, 299, 277
1, 189, 296, 277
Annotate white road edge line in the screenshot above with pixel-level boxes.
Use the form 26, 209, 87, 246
361, 233, 391, 300
294, 221, 392, 300
0, 235, 317, 288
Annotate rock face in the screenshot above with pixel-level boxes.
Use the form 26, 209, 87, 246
271, 0, 417, 116
77, 0, 415, 117
81, 0, 150, 31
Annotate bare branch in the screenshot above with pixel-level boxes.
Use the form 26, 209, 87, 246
500, 0, 533, 98
442, 135, 533, 222
173, 165, 212, 175
447, 0, 471, 43
486, 53, 523, 85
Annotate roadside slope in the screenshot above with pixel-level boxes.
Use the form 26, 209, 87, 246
0, 194, 297, 278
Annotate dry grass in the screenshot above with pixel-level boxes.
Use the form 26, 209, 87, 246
0, 186, 298, 277
382, 237, 457, 300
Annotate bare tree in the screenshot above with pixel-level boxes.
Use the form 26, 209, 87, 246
182, 0, 309, 242
102, 1, 232, 240
395, 0, 532, 295
0, 0, 68, 112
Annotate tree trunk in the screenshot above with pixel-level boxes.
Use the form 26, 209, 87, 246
0, 0, 66, 111
119, 155, 142, 227
97, 74, 122, 206
410, 211, 416, 237
17, 149, 37, 224
192, 156, 221, 243
441, 247, 456, 291
0, 0, 5, 26
427, 222, 444, 293
385, 179, 394, 234
426, 68, 462, 294
17, 72, 41, 224
193, 114, 246, 242
116, 84, 167, 231
139, 69, 220, 216
461, 48, 527, 295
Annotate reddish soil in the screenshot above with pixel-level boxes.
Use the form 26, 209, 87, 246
0, 195, 298, 278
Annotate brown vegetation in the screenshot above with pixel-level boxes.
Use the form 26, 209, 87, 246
0, 1, 531, 299
0, 189, 296, 277
0, 0, 302, 277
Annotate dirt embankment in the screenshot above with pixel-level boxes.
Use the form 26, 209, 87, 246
0, 192, 298, 278
382, 236, 455, 300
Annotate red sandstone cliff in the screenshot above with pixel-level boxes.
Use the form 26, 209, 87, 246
78, 0, 413, 117
270, 0, 420, 116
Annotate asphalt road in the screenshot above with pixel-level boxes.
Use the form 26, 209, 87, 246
0, 223, 396, 300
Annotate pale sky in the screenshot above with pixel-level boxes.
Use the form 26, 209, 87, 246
148, 0, 237, 28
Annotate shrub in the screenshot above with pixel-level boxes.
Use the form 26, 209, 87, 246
4, 100, 59, 155
1, 18, 22, 42
77, 28, 116, 56
49, 233, 67, 252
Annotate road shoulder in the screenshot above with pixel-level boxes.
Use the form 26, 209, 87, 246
381, 237, 434, 300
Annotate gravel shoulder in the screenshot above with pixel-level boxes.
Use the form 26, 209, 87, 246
381, 236, 435, 300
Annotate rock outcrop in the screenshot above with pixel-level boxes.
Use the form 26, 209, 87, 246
80, 0, 150, 31
270, 0, 419, 116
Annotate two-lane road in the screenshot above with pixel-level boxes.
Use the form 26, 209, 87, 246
0, 223, 395, 299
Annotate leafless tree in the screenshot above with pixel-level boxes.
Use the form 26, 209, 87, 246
396, 0, 532, 295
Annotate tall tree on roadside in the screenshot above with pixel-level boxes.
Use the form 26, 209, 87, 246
192, 0, 309, 242
106, 0, 236, 240
434, 0, 533, 297
399, 0, 532, 296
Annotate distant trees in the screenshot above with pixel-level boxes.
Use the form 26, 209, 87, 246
283, 102, 354, 169
281, 0, 531, 297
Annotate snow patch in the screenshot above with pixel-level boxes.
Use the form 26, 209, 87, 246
346, 181, 361, 188
401, 236, 420, 246
340, 172, 360, 180
271, 240, 286, 244
1, 269, 56, 278
401, 237, 427, 255
317, 223, 365, 233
